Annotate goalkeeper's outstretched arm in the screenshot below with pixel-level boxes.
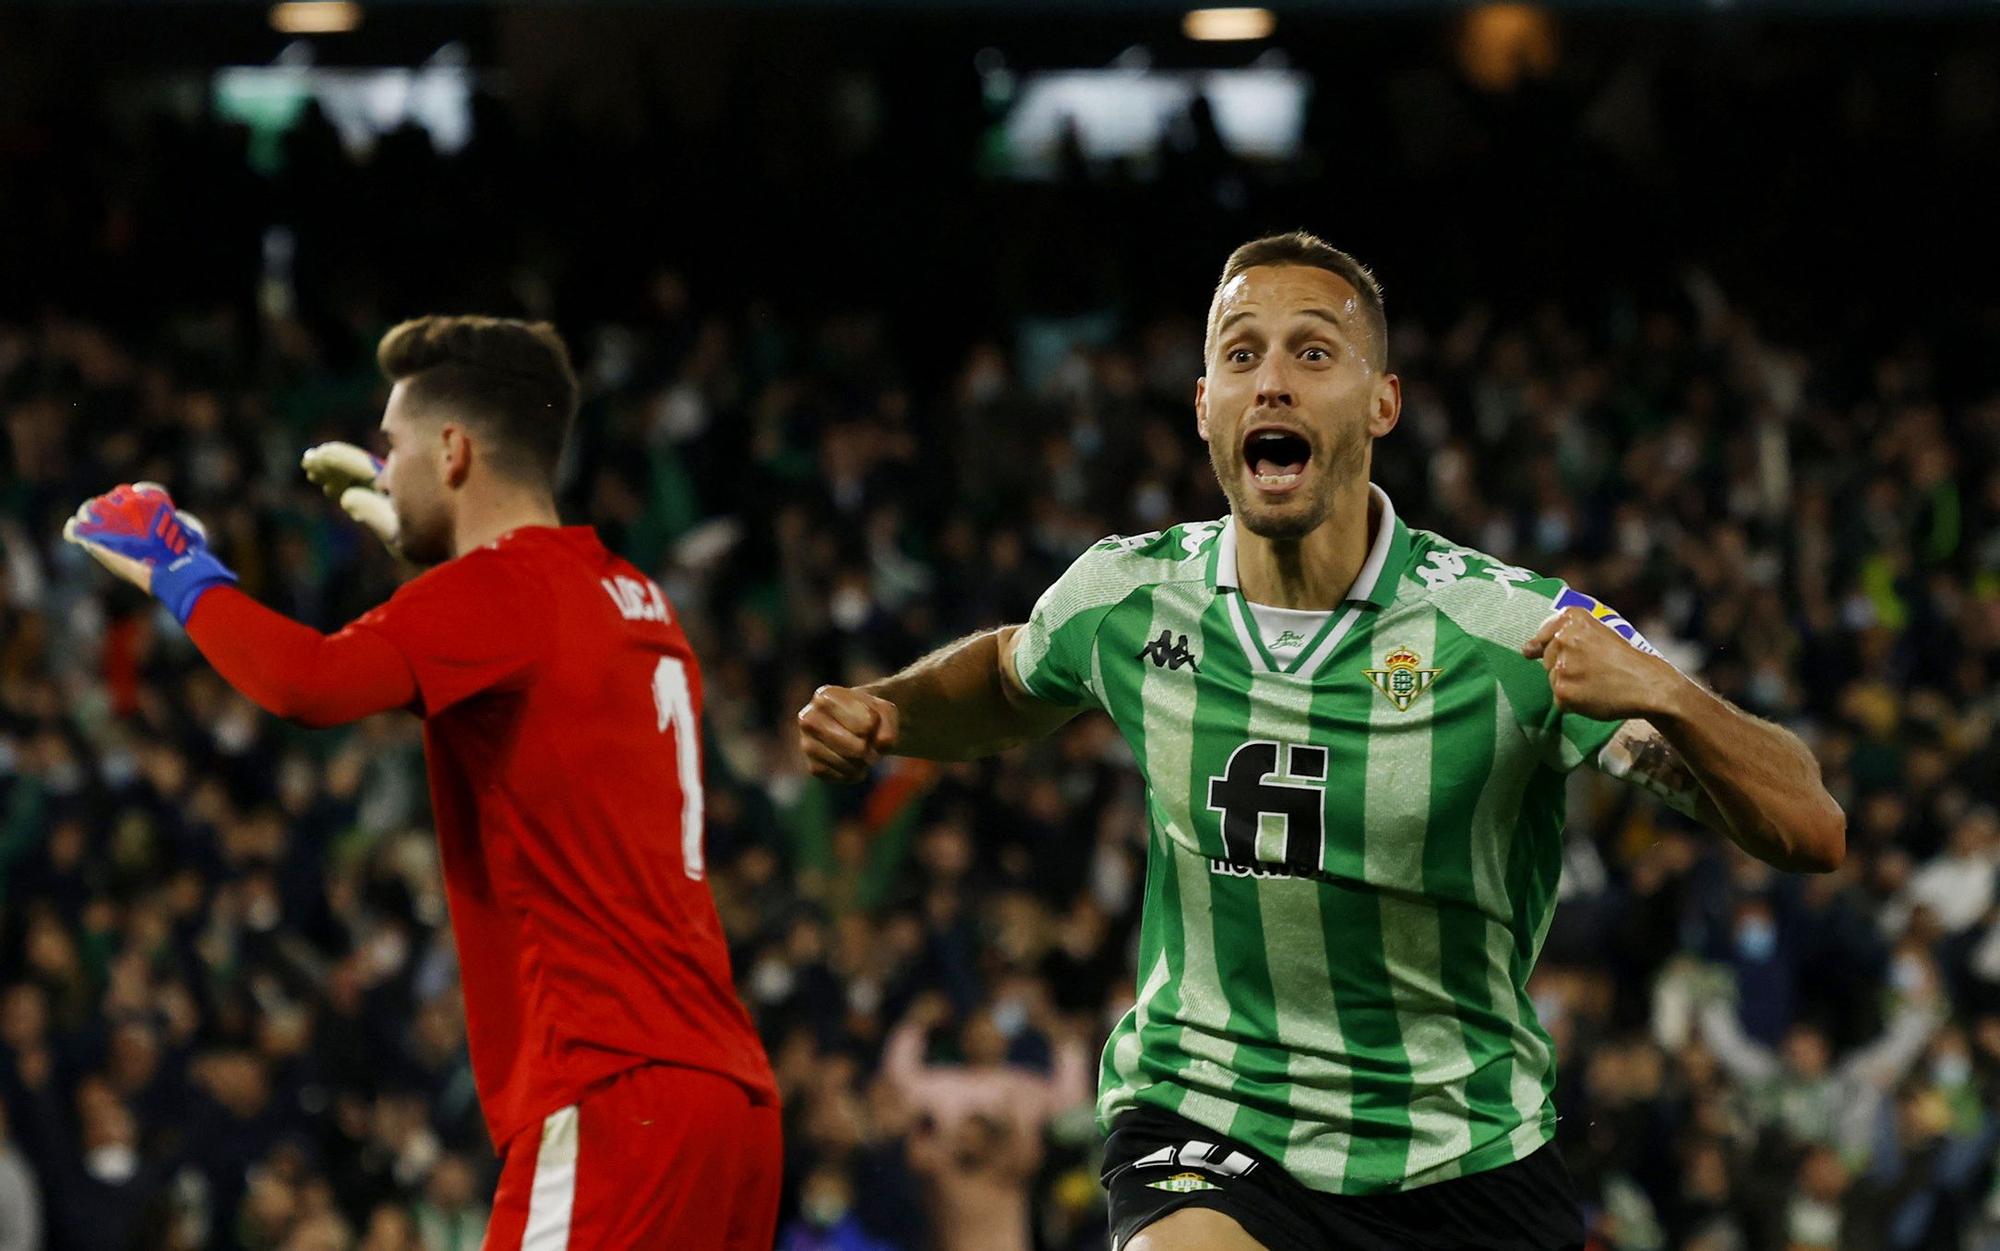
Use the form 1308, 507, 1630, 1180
63, 482, 418, 728
797, 626, 1078, 783
186, 589, 417, 727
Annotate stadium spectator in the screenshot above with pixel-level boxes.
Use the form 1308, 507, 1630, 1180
879, 990, 1088, 1251
1694, 968, 1941, 1162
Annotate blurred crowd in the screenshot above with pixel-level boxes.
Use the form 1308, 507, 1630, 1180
3, 254, 1997, 1249
1, 14, 1999, 1251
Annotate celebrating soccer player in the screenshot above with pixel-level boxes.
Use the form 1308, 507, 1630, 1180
797, 234, 1845, 1251
66, 317, 780, 1250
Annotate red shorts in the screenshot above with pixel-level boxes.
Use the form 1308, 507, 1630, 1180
482, 1063, 782, 1251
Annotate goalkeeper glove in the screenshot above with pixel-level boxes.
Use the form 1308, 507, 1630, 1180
63, 482, 238, 625
301, 442, 399, 552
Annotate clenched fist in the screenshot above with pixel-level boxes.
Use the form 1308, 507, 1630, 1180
1522, 607, 1683, 723
797, 684, 900, 783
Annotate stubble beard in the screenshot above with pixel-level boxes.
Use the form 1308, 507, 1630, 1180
395, 501, 452, 566
1210, 419, 1369, 541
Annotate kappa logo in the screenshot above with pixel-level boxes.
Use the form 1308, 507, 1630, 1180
1138, 630, 1200, 672
1364, 645, 1443, 711
1132, 1141, 1258, 1179
1096, 530, 1164, 556
1417, 547, 1535, 594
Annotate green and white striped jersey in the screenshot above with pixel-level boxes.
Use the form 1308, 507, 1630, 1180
1012, 486, 1630, 1195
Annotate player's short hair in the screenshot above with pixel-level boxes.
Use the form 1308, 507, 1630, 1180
377, 316, 580, 487
1206, 231, 1388, 371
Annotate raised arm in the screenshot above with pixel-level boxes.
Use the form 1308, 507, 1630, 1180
796, 626, 1078, 782
801, 529, 1146, 782
1040, 1019, 1094, 1119
1694, 997, 1781, 1086
881, 998, 940, 1092
1524, 607, 1845, 873
63, 482, 417, 727
1838, 997, 1940, 1091
186, 589, 417, 726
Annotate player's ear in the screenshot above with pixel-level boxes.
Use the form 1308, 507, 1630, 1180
1368, 373, 1401, 440
1195, 376, 1211, 443
440, 424, 473, 488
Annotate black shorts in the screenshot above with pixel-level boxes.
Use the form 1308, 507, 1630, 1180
1102, 1106, 1585, 1251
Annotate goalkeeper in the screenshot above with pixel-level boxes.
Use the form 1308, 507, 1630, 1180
67, 316, 780, 1250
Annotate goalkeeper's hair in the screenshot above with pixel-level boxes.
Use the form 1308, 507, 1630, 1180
377, 316, 580, 488
1205, 231, 1388, 371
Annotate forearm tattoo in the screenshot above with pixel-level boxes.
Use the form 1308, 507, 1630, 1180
1597, 722, 1704, 817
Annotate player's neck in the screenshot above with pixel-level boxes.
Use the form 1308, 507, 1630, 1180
451, 483, 561, 558
1234, 480, 1376, 611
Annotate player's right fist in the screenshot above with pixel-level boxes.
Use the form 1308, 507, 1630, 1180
797, 684, 899, 784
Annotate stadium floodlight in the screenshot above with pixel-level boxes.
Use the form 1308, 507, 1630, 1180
1183, 8, 1276, 41
270, 1, 361, 35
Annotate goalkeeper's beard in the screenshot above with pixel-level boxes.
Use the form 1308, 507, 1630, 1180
395, 499, 453, 565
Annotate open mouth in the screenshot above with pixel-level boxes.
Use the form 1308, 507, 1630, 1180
1243, 426, 1312, 493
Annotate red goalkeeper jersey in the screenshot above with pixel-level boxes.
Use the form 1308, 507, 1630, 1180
344, 526, 775, 1149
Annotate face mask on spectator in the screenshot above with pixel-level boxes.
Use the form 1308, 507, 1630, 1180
1787, 1197, 1840, 1247
750, 957, 794, 1004
803, 1189, 849, 1229
365, 928, 408, 977
1735, 918, 1777, 962
246, 890, 281, 932
99, 745, 139, 788
830, 585, 870, 631
991, 997, 1029, 1039
847, 978, 881, 1016
1750, 667, 1788, 710
1932, 1052, 1971, 1087
86, 1143, 139, 1183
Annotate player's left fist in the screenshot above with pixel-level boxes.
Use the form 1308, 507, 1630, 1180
64, 482, 238, 625
1522, 606, 1679, 723
302, 442, 400, 554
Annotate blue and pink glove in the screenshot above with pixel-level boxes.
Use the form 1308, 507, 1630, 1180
64, 482, 238, 625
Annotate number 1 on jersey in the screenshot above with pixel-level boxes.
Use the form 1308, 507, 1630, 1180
651, 657, 706, 880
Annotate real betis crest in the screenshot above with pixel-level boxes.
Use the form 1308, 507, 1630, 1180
1146, 1172, 1221, 1193
1364, 646, 1442, 711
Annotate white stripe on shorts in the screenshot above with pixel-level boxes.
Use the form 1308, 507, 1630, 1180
522, 1104, 580, 1249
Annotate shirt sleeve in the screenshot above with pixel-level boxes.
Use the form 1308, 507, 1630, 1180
1010, 542, 1134, 710
186, 587, 418, 726
1545, 702, 1627, 775
1432, 573, 1628, 773
345, 550, 555, 717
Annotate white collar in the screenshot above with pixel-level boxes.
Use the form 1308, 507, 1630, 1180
1214, 482, 1398, 607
